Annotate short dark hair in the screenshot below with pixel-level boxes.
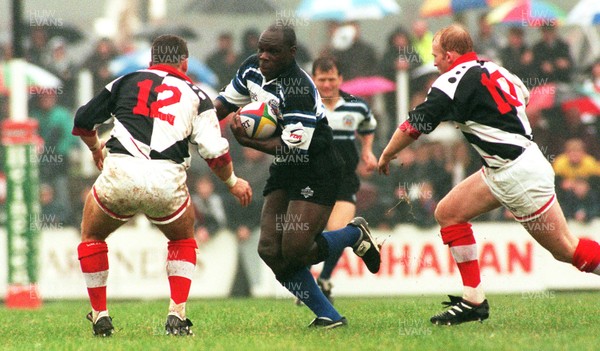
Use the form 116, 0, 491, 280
151, 35, 188, 65
266, 23, 296, 48
312, 56, 341, 76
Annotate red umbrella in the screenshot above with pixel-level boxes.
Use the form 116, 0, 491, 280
340, 76, 395, 97
526, 83, 556, 113
561, 97, 600, 116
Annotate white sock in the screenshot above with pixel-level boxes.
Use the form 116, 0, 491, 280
92, 309, 110, 323
463, 285, 485, 305
169, 299, 186, 319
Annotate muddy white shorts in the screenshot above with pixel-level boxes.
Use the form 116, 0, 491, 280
481, 143, 556, 222
92, 154, 190, 225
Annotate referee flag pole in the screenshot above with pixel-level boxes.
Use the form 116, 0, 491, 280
3, 0, 43, 309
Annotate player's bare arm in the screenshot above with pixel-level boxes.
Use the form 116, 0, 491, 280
378, 126, 417, 175
357, 133, 377, 172
210, 160, 253, 207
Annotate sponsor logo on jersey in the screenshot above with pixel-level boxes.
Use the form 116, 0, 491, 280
300, 186, 314, 198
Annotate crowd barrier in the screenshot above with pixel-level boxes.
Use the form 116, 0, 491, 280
2, 220, 600, 299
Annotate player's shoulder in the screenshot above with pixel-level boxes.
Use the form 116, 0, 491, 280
432, 60, 480, 98
238, 54, 260, 72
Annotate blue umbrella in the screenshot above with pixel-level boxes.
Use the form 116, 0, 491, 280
296, 0, 400, 21
108, 49, 218, 88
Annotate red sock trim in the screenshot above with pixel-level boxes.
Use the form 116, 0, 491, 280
167, 238, 198, 263
167, 239, 197, 304
168, 276, 192, 304
87, 287, 107, 311
78, 241, 108, 272
457, 261, 481, 288
441, 223, 473, 245
573, 239, 600, 272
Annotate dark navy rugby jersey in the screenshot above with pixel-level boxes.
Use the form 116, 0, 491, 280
217, 55, 328, 155
73, 64, 230, 168
325, 91, 376, 173
407, 52, 533, 168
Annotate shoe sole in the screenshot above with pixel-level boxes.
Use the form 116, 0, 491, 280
432, 316, 488, 326
350, 218, 381, 273
308, 317, 348, 329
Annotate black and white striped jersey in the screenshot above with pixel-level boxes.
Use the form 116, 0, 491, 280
407, 52, 532, 168
325, 91, 376, 172
73, 64, 231, 169
217, 55, 328, 155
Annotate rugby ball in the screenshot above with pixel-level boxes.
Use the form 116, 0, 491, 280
239, 101, 278, 139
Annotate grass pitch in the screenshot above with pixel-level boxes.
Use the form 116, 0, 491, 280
1, 292, 598, 351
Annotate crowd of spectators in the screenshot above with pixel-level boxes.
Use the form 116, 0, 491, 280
1, 15, 600, 236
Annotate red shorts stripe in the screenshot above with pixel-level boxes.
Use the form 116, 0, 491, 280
514, 194, 555, 221
147, 196, 190, 223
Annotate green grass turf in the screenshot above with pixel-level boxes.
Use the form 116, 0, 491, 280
1, 292, 598, 351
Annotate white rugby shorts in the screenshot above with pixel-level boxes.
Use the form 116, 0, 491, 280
92, 154, 190, 225
481, 143, 556, 222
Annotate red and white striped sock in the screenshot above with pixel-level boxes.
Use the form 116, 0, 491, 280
441, 223, 485, 304
78, 240, 109, 320
166, 238, 197, 319
572, 239, 600, 274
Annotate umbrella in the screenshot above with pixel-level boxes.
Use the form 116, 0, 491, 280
566, 0, 600, 26
561, 96, 600, 116
420, 0, 510, 18
0, 61, 62, 95
186, 0, 278, 15
134, 24, 198, 41
486, 0, 566, 27
526, 82, 556, 112
296, 0, 400, 21
109, 48, 218, 87
25, 23, 85, 44
340, 76, 395, 97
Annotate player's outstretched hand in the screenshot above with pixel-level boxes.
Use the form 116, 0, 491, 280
229, 109, 251, 147
229, 177, 253, 207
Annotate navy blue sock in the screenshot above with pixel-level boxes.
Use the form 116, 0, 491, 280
281, 267, 341, 321
321, 225, 361, 258
319, 250, 342, 280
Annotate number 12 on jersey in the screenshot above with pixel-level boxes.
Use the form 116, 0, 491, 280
481, 71, 523, 115
133, 79, 182, 125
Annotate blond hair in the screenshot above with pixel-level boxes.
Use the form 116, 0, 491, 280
433, 24, 473, 55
